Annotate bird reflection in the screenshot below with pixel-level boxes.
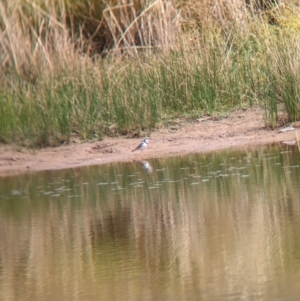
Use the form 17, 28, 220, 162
140, 160, 153, 173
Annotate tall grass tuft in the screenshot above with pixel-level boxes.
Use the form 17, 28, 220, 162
273, 36, 300, 123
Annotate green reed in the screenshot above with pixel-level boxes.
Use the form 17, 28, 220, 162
1, 25, 300, 146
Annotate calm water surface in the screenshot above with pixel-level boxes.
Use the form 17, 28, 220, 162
1, 145, 300, 301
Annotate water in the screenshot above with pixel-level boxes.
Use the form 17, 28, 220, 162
1, 145, 300, 301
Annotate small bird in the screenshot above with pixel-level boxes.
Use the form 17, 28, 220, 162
132, 137, 149, 154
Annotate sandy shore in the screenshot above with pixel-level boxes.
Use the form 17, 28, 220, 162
0, 107, 298, 177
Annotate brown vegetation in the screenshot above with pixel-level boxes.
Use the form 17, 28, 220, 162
1, 0, 300, 148
0, 0, 294, 77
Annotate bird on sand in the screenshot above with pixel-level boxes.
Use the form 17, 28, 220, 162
132, 137, 149, 154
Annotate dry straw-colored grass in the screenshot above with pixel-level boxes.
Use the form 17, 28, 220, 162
0, 1, 80, 85
102, 0, 179, 55
0, 0, 180, 80
0, 0, 289, 77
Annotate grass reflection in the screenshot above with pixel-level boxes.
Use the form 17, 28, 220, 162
1, 145, 300, 300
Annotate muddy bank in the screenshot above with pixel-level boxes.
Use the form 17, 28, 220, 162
0, 107, 298, 177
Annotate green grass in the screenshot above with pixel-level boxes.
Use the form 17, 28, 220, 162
0, 33, 297, 147
1, 1, 300, 147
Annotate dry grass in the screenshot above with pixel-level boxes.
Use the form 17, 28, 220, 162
0, 0, 75, 81
0, 0, 300, 146
0, 0, 290, 73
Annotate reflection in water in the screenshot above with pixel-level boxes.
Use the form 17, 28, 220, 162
139, 160, 153, 173
1, 145, 300, 301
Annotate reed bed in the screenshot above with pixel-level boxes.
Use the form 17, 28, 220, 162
0, 0, 300, 147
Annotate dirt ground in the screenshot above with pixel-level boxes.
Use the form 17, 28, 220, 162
0, 107, 299, 177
